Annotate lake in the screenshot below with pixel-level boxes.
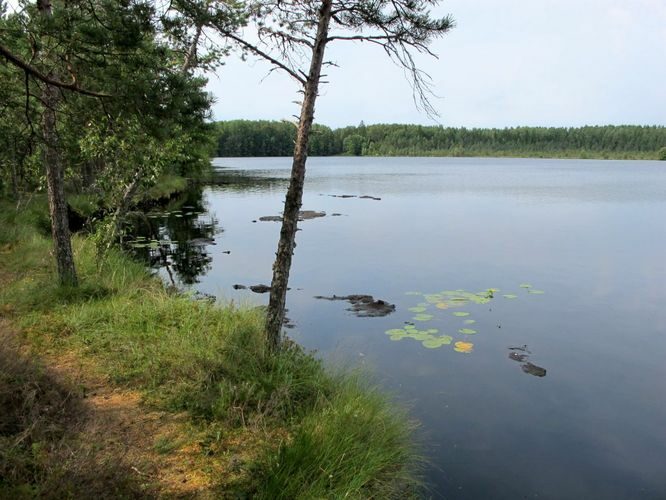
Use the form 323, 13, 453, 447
130, 156, 666, 499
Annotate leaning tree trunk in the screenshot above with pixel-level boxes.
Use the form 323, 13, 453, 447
265, 0, 333, 351
39, 0, 78, 286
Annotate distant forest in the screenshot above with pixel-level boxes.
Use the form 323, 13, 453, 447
214, 120, 666, 160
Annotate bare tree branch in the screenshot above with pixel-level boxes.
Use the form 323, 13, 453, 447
0, 42, 111, 97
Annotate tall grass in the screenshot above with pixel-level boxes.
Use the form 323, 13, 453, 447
0, 199, 422, 497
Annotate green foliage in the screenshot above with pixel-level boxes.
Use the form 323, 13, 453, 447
343, 134, 366, 156
0, 205, 421, 497
212, 121, 666, 159
658, 147, 666, 160
254, 379, 421, 499
215, 120, 340, 157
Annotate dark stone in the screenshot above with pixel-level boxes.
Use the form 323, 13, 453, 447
509, 352, 528, 362
521, 362, 547, 377
314, 294, 396, 317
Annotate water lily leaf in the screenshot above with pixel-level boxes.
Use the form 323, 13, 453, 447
452, 312, 470, 317
413, 314, 434, 321
404, 324, 417, 331
408, 306, 427, 313
424, 294, 443, 304
385, 329, 405, 336
528, 290, 545, 294
458, 328, 477, 335
389, 335, 406, 341
422, 338, 443, 349
454, 341, 474, 353
503, 294, 518, 299
435, 302, 449, 310
438, 335, 453, 345
463, 319, 476, 325
519, 284, 532, 288
426, 328, 439, 334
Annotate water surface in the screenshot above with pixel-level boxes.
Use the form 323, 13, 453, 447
133, 157, 666, 499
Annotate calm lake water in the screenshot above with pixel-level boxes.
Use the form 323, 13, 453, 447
131, 157, 666, 499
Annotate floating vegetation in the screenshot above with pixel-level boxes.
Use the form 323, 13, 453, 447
454, 341, 474, 354
458, 328, 477, 335
385, 284, 545, 352
408, 306, 427, 313
385, 328, 452, 348
413, 313, 434, 321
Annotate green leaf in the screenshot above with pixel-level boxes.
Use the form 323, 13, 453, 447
385, 329, 405, 336
458, 328, 477, 335
413, 314, 434, 321
408, 306, 427, 313
463, 319, 476, 325
422, 338, 443, 349
519, 284, 532, 288
503, 294, 518, 299
528, 289, 545, 294
452, 312, 470, 317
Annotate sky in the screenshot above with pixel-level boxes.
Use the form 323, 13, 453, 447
206, 0, 666, 129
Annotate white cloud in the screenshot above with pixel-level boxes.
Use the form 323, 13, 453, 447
206, 0, 666, 127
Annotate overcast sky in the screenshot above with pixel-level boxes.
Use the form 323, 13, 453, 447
206, 0, 666, 128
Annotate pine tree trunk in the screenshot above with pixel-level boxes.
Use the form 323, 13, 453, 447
39, 0, 78, 286
265, 0, 333, 351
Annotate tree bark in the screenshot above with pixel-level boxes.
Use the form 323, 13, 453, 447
38, 0, 78, 286
265, 0, 333, 351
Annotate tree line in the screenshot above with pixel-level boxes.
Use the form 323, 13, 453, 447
215, 121, 666, 159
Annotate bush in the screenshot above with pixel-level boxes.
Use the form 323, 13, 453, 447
658, 147, 666, 160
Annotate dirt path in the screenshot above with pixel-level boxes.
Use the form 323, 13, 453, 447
0, 303, 239, 498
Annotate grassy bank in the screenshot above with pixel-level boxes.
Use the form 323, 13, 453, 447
0, 200, 420, 498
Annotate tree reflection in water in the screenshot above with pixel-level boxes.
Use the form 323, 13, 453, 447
124, 186, 219, 286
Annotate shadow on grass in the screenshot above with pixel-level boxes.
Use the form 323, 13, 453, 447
0, 329, 149, 499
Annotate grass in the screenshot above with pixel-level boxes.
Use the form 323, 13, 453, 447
0, 198, 421, 498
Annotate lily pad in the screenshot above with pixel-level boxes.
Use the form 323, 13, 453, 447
463, 319, 476, 325
519, 284, 532, 288
528, 290, 545, 295
503, 294, 518, 299
408, 306, 427, 313
435, 302, 449, 310
422, 335, 453, 349
458, 328, 477, 335
385, 329, 405, 336
422, 338, 444, 349
452, 312, 470, 317
454, 341, 474, 353
404, 324, 417, 331
389, 334, 406, 341
413, 314, 434, 321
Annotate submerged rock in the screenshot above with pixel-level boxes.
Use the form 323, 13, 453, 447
314, 294, 396, 317
258, 210, 326, 222
521, 362, 547, 377
508, 352, 529, 362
